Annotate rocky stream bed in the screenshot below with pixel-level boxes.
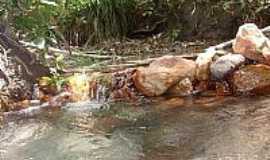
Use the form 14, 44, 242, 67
2, 96, 270, 160
1, 23, 270, 160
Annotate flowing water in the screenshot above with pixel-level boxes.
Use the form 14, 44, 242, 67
1, 96, 270, 160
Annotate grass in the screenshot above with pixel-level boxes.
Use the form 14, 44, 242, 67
63, 0, 136, 45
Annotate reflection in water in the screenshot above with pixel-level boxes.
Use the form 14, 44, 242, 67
1, 96, 270, 160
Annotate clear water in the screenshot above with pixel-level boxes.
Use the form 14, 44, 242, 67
1, 96, 270, 160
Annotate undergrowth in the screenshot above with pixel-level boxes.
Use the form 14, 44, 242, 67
1, 0, 269, 45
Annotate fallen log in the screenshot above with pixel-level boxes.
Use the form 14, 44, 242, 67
0, 33, 50, 82
20, 41, 125, 60
63, 54, 201, 74
3, 92, 71, 118
62, 50, 231, 74
0, 25, 51, 112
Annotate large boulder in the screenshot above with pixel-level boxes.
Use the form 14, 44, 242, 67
210, 53, 245, 80
230, 64, 270, 94
233, 23, 270, 65
133, 56, 196, 96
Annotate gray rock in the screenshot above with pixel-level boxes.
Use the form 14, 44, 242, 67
210, 54, 245, 80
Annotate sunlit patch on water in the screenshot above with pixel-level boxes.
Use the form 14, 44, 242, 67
64, 100, 111, 112
1, 96, 270, 160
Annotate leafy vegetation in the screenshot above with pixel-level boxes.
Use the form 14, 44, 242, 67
1, 0, 136, 46
135, 0, 270, 40
64, 0, 136, 45
1, 0, 269, 45
0, 0, 270, 113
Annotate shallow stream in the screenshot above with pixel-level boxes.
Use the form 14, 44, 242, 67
1, 96, 270, 160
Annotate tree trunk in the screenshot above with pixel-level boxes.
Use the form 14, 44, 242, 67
0, 24, 50, 107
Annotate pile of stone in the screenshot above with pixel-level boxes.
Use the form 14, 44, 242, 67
130, 23, 270, 97
54, 23, 270, 104
2, 23, 270, 115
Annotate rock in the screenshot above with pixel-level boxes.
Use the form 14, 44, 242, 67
233, 23, 270, 64
210, 53, 245, 80
195, 48, 216, 81
133, 56, 196, 96
193, 81, 211, 94
166, 78, 193, 96
215, 81, 232, 96
230, 64, 270, 94
110, 69, 139, 101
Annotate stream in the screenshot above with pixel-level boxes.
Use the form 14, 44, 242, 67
1, 96, 270, 160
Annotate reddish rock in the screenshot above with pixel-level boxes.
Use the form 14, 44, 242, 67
166, 78, 193, 96
215, 82, 232, 96
233, 23, 270, 65
110, 69, 139, 101
133, 56, 196, 96
193, 81, 211, 94
230, 64, 270, 94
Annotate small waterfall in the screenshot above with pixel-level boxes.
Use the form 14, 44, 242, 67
89, 81, 110, 103
1, 69, 140, 120
95, 84, 109, 102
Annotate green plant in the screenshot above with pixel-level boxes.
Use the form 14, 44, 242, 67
64, 0, 137, 45
39, 74, 67, 92
1, 0, 137, 46
218, 0, 270, 25
2, 0, 270, 45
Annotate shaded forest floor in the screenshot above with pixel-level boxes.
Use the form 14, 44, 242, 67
61, 38, 219, 72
